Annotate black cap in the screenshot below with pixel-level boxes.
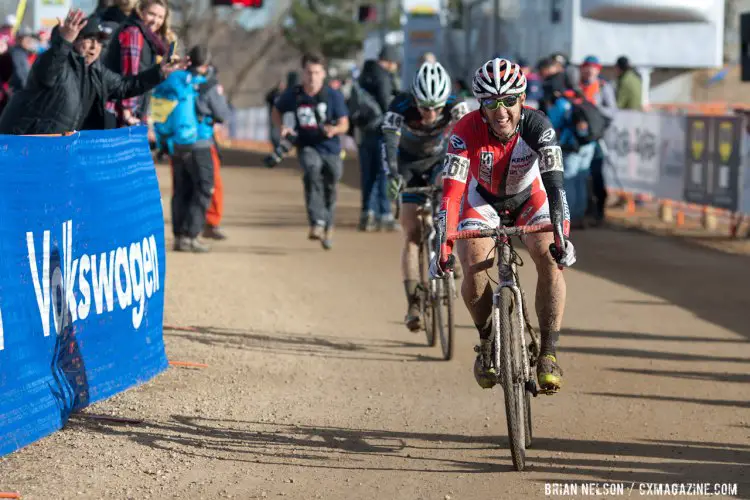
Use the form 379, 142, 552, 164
616, 56, 630, 70
189, 45, 212, 67
379, 44, 399, 62
79, 16, 109, 40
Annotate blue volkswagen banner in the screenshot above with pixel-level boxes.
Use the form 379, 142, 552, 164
0, 126, 168, 457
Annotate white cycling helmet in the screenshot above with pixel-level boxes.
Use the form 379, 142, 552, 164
412, 61, 452, 108
472, 58, 527, 99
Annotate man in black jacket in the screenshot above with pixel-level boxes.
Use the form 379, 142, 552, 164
7, 27, 38, 93
0, 9, 185, 135
356, 45, 399, 231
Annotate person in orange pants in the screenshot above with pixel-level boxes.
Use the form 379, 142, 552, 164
203, 143, 226, 239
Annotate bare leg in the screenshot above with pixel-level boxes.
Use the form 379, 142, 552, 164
400, 203, 423, 330
524, 232, 566, 390
400, 203, 421, 281
455, 237, 496, 334
524, 233, 566, 334
457, 236, 500, 389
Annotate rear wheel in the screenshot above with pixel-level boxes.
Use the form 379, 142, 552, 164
433, 275, 455, 360
418, 238, 436, 347
496, 287, 526, 471
524, 390, 532, 448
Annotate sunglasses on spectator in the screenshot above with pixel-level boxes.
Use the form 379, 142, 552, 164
481, 95, 521, 110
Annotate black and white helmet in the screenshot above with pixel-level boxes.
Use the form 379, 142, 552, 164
411, 61, 452, 108
472, 58, 527, 99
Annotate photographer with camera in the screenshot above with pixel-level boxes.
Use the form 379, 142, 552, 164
269, 51, 350, 250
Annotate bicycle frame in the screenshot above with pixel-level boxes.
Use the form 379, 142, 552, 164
448, 223, 555, 385
402, 186, 444, 297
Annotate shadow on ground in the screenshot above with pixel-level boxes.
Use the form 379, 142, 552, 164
67, 414, 750, 488
572, 227, 750, 342
163, 325, 440, 363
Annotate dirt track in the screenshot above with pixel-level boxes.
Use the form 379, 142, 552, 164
1, 157, 749, 500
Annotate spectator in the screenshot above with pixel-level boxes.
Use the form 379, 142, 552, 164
0, 15, 15, 47
99, 0, 137, 52
99, 0, 136, 28
8, 27, 39, 93
551, 52, 580, 91
152, 45, 230, 252
537, 56, 566, 114
419, 52, 436, 64
189, 45, 231, 242
265, 71, 298, 148
357, 45, 399, 232
615, 56, 642, 110
36, 29, 51, 54
453, 78, 471, 99
104, 0, 174, 128
0, 10, 183, 136
271, 52, 350, 250
579, 55, 617, 225
0, 37, 10, 116
539, 58, 595, 230
518, 57, 542, 108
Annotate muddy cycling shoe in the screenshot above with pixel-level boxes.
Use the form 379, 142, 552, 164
537, 354, 563, 393
473, 339, 497, 389
404, 300, 422, 332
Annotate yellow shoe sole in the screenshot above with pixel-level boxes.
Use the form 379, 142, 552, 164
538, 373, 562, 393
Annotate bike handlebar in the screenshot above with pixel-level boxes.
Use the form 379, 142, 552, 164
401, 186, 442, 195
446, 223, 555, 242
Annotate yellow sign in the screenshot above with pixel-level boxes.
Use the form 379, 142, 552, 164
11, 0, 28, 36
150, 98, 178, 124
408, 5, 438, 15
718, 121, 733, 163
691, 120, 705, 161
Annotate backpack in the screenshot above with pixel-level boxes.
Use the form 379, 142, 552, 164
151, 70, 200, 147
346, 80, 383, 128
570, 97, 608, 145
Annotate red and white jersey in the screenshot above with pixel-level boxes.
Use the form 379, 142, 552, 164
439, 107, 564, 237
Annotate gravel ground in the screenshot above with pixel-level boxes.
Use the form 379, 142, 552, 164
1, 161, 748, 500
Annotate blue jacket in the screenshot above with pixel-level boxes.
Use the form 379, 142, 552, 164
152, 70, 201, 149
545, 96, 577, 151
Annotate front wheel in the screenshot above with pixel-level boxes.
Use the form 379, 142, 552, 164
433, 275, 455, 360
496, 287, 526, 471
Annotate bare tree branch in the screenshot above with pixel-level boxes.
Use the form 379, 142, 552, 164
225, 25, 285, 100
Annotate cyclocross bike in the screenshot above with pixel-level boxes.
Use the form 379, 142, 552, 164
396, 185, 456, 360
446, 221, 561, 471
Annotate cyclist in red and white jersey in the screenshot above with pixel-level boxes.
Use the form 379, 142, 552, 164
430, 58, 577, 393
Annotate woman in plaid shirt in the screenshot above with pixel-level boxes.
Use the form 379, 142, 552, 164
104, 0, 174, 127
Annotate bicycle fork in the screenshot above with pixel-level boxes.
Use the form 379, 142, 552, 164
493, 244, 534, 393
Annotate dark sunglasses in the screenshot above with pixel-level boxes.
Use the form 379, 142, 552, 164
481, 95, 521, 110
